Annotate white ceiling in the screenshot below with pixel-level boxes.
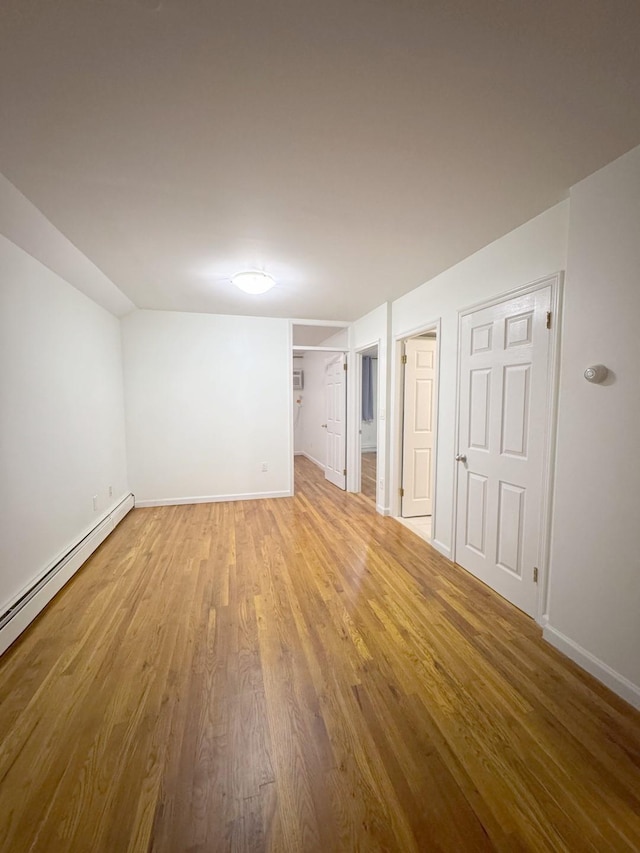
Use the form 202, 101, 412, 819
1, 0, 640, 320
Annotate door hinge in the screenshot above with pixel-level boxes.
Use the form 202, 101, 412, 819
343, 362, 348, 371
402, 354, 407, 364
533, 566, 539, 583
399, 487, 404, 497
546, 311, 552, 330
343, 468, 347, 476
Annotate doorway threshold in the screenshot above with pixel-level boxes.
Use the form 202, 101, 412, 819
397, 516, 432, 543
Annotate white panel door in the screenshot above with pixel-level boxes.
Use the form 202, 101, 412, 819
455, 286, 552, 617
402, 338, 437, 517
325, 354, 346, 490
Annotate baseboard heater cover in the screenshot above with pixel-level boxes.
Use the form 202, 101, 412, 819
0, 493, 135, 656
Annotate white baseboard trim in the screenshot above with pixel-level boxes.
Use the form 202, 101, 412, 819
298, 451, 325, 471
0, 493, 135, 657
294, 451, 304, 456
543, 623, 640, 711
431, 539, 452, 560
362, 446, 377, 453
377, 504, 390, 516
136, 489, 292, 508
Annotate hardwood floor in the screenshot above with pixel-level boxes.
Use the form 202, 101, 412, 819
1, 457, 640, 852
360, 450, 377, 502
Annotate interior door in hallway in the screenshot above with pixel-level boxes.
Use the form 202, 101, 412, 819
402, 337, 437, 517
325, 354, 346, 490
455, 285, 553, 617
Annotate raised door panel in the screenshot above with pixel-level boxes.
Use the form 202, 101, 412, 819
411, 448, 432, 501
465, 472, 487, 556
468, 369, 491, 451
496, 482, 525, 577
415, 378, 434, 433
471, 323, 493, 354
505, 311, 533, 348
500, 364, 531, 458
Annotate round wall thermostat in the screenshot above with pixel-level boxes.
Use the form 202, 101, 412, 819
584, 365, 608, 384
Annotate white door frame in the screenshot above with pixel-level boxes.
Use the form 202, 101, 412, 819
452, 272, 563, 623
351, 340, 382, 504
390, 319, 442, 534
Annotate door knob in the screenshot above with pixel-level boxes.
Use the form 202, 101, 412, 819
455, 454, 467, 463
321, 423, 328, 428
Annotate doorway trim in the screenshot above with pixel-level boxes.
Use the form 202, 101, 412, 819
452, 272, 563, 624
391, 319, 442, 542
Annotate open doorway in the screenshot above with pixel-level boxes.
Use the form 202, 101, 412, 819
358, 345, 378, 503
290, 321, 350, 496
398, 328, 439, 542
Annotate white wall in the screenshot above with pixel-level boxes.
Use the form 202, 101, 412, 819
545, 146, 640, 706
392, 201, 570, 555
121, 310, 292, 504
319, 327, 350, 349
298, 350, 329, 469
0, 235, 129, 615
0, 173, 134, 317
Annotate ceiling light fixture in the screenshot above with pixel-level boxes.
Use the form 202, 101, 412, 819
231, 270, 276, 295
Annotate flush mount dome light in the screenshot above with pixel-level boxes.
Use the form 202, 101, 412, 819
231, 270, 276, 295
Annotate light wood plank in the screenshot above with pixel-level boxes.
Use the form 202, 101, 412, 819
0, 457, 639, 851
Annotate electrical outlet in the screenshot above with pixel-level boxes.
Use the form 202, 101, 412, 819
93, 495, 98, 511
261, 462, 268, 472
108, 485, 113, 498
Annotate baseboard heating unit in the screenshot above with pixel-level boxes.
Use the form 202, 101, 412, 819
0, 493, 135, 657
